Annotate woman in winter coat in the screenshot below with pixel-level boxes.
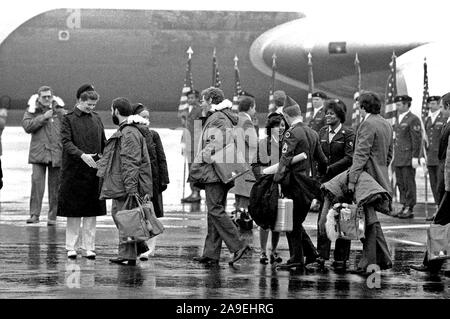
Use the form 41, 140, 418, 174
131, 103, 170, 260
251, 112, 288, 264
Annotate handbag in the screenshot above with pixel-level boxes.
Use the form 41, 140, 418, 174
427, 224, 450, 261
114, 195, 150, 242
211, 143, 250, 184
141, 197, 165, 238
326, 203, 365, 241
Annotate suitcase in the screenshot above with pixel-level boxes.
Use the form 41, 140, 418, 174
274, 198, 293, 232
427, 224, 450, 261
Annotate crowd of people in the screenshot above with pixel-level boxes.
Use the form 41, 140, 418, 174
1, 82, 448, 276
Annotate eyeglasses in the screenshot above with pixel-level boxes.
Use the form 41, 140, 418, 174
40, 95, 53, 99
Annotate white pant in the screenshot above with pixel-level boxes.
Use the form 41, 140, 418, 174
66, 217, 97, 251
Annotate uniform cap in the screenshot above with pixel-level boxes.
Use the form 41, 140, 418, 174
312, 91, 328, 99
394, 95, 412, 103
427, 95, 441, 103
76, 84, 95, 99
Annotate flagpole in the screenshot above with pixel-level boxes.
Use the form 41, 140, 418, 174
182, 46, 193, 202
306, 52, 314, 122
421, 57, 429, 219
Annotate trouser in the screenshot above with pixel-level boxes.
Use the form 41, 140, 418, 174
395, 166, 416, 209
112, 198, 138, 260
358, 207, 392, 270
30, 163, 60, 220
317, 198, 351, 262
66, 217, 97, 251
436, 161, 445, 206
188, 163, 200, 194
427, 165, 439, 205
202, 182, 243, 260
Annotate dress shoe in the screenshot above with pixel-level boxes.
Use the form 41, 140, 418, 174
229, 245, 250, 265
67, 250, 77, 259
260, 253, 268, 265
139, 250, 155, 261
109, 258, 136, 266
181, 194, 201, 203
349, 268, 370, 276
410, 264, 430, 272
47, 220, 56, 226
26, 216, 39, 224
83, 251, 96, 260
425, 215, 435, 222
270, 253, 282, 264
305, 257, 326, 271
398, 208, 414, 219
305, 255, 320, 266
332, 261, 347, 272
193, 256, 219, 265
276, 260, 304, 271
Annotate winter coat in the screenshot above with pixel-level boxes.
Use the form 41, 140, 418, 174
126, 116, 170, 217
188, 107, 239, 186
22, 100, 66, 167
57, 107, 107, 217
321, 170, 392, 225
248, 174, 279, 230
229, 112, 257, 197
97, 120, 153, 200
348, 114, 394, 195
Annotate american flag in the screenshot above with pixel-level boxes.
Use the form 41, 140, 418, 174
421, 57, 430, 122
352, 53, 361, 129
178, 47, 194, 113
232, 55, 243, 112
212, 48, 221, 88
305, 52, 314, 122
384, 52, 397, 126
268, 53, 277, 113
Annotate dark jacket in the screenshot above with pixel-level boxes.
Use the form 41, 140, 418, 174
348, 114, 393, 196
97, 121, 153, 199
319, 125, 355, 182
274, 121, 327, 182
425, 111, 448, 166
129, 119, 170, 218
57, 107, 107, 217
438, 120, 450, 161
188, 107, 239, 186
308, 107, 326, 133
22, 100, 66, 167
248, 174, 279, 230
393, 111, 422, 167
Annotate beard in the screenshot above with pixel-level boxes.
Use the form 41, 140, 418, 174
112, 113, 120, 125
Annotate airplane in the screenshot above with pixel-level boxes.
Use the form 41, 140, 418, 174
0, 0, 448, 120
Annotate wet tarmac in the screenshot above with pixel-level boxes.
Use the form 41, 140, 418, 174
0, 127, 449, 299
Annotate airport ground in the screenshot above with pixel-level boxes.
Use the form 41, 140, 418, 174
0, 126, 448, 300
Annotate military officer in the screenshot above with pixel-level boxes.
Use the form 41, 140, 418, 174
309, 91, 328, 133
274, 96, 327, 270
393, 95, 422, 218
424, 96, 447, 213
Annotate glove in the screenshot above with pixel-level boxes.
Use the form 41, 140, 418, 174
419, 157, 427, 166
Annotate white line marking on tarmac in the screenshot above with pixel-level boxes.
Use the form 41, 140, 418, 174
383, 224, 430, 230
385, 238, 425, 246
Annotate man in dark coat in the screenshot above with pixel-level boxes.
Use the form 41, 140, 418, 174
181, 90, 203, 203
188, 87, 250, 266
274, 96, 327, 271
436, 94, 450, 207
392, 95, 422, 218
308, 91, 328, 133
57, 87, 106, 259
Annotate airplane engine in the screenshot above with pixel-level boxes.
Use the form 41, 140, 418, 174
396, 42, 450, 117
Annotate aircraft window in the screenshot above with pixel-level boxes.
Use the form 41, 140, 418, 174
328, 42, 347, 54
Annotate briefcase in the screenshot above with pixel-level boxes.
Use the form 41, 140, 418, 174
114, 195, 150, 243
211, 143, 250, 184
273, 198, 293, 232
427, 224, 450, 261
